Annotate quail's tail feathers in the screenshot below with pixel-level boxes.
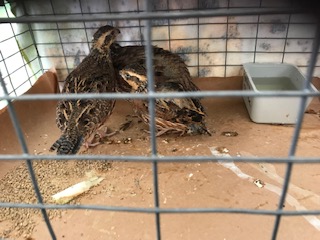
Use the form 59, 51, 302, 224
50, 134, 83, 155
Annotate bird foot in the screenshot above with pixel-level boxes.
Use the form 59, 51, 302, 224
143, 128, 183, 137
95, 127, 119, 139
119, 119, 133, 131
83, 141, 101, 148
84, 127, 119, 149
156, 129, 172, 137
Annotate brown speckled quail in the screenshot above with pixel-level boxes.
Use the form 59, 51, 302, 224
50, 25, 120, 155
119, 63, 211, 136
110, 43, 200, 93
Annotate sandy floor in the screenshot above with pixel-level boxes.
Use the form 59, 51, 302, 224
0, 73, 320, 240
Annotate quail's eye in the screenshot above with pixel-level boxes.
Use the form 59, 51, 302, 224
155, 71, 162, 76
125, 73, 131, 79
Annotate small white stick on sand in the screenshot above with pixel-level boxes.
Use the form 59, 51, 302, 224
52, 176, 104, 204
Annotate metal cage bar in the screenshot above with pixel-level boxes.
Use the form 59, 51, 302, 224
271, 18, 320, 240
0, 71, 56, 239
0, 8, 311, 23
0, 2, 320, 240
144, 1, 161, 238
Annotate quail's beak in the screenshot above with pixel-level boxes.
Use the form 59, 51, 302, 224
113, 28, 121, 37
119, 70, 126, 79
106, 28, 120, 46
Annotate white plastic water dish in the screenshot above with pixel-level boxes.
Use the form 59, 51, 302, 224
242, 63, 317, 124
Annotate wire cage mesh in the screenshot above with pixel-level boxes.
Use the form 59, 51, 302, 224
0, 0, 320, 239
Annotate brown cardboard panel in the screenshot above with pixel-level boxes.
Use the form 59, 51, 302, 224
0, 70, 59, 178
0, 76, 320, 239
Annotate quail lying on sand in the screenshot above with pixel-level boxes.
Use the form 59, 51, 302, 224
119, 63, 211, 136
50, 25, 120, 155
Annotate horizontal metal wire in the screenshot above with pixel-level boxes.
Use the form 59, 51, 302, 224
26, 22, 319, 33
31, 37, 320, 44
9, 5, 301, 16
5, 69, 43, 91
0, 202, 319, 216
1, 3, 320, 240
0, 8, 307, 23
51, 66, 319, 76
2, 56, 39, 79
34, 51, 320, 59
0, 90, 318, 101
0, 29, 34, 44
0, 154, 319, 164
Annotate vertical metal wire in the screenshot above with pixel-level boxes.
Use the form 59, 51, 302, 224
144, 0, 161, 239
25, 27, 45, 75
196, 0, 200, 77
78, 0, 90, 61
253, 0, 262, 63
107, 0, 114, 27
2, 5, 17, 96
0, 72, 56, 240
271, 19, 320, 240
2, 2, 320, 239
224, 0, 230, 77
281, 14, 291, 63
281, 0, 293, 64
19, 1, 45, 77
4, 4, 32, 88
136, 0, 144, 45
49, 0, 69, 74
0, 51, 17, 96
167, 0, 172, 52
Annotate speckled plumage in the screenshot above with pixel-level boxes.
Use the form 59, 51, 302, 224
119, 64, 211, 136
50, 25, 120, 155
111, 43, 200, 93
